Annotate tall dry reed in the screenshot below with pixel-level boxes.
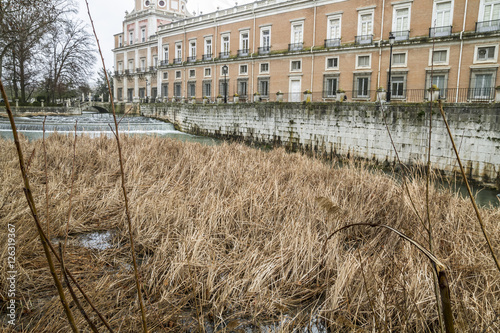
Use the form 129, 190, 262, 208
0, 134, 498, 332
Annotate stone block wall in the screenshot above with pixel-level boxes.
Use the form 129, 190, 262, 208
141, 102, 500, 188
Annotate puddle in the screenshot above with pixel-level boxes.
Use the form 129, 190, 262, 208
51, 230, 116, 250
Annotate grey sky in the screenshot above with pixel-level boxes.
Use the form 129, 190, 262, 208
78, 0, 254, 80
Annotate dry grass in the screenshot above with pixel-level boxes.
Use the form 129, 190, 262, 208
0, 134, 498, 332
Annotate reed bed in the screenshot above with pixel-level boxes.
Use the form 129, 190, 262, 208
0, 134, 498, 332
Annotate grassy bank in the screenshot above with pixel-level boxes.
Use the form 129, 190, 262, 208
0, 134, 498, 332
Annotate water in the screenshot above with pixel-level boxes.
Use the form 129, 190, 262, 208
1, 112, 498, 207
0, 111, 217, 145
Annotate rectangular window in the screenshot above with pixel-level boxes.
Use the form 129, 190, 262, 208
482, 0, 500, 21
162, 84, 169, 98
188, 82, 196, 98
128, 60, 134, 70
390, 75, 406, 99
291, 60, 302, 71
119, 35, 123, 47
426, 70, 449, 99
189, 69, 196, 78
163, 72, 168, 80
240, 31, 249, 51
174, 83, 182, 97
139, 88, 145, 99
392, 52, 407, 66
189, 41, 196, 58
205, 38, 212, 57
176, 43, 182, 60
238, 79, 248, 97
328, 16, 341, 39
393, 6, 410, 33
434, 1, 452, 27
291, 22, 303, 44
140, 58, 146, 71
258, 78, 269, 97
260, 63, 269, 74
117, 88, 123, 100
129, 31, 134, 45
353, 74, 371, 99
357, 55, 371, 68
326, 57, 339, 69
164, 46, 169, 62
359, 12, 373, 36
433, 50, 448, 64
175, 70, 181, 79
239, 64, 248, 75
203, 81, 211, 97
323, 76, 338, 98
219, 80, 229, 97
261, 28, 271, 48
141, 28, 146, 42
470, 69, 496, 99
204, 68, 211, 77
222, 35, 230, 53
476, 46, 496, 61
153, 56, 158, 68
118, 62, 123, 74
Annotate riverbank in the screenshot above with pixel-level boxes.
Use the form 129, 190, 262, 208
1, 135, 498, 332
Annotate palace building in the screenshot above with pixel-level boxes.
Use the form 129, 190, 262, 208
112, 0, 500, 103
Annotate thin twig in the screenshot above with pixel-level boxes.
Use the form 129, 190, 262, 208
43, 116, 50, 238
0, 79, 80, 333
63, 121, 78, 256
85, 1, 149, 332
437, 100, 500, 272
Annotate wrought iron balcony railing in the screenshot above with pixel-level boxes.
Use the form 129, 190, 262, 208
187, 56, 196, 63
237, 49, 249, 57
258, 46, 270, 55
429, 26, 452, 37
173, 58, 182, 64
390, 30, 410, 41
288, 43, 303, 52
324, 38, 341, 48
476, 19, 500, 33
160, 60, 169, 66
219, 51, 230, 59
355, 34, 373, 45
202, 54, 212, 61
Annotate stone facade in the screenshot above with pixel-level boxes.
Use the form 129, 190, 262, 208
114, 0, 500, 103
141, 102, 500, 188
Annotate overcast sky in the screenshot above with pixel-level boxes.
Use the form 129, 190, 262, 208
78, 0, 254, 80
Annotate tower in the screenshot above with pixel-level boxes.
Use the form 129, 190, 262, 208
134, 0, 189, 15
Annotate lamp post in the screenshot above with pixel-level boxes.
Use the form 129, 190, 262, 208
387, 32, 395, 103
222, 64, 228, 104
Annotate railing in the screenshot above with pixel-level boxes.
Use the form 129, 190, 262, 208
149, 66, 156, 72
238, 49, 249, 57
136, 68, 146, 73
288, 43, 303, 52
258, 46, 271, 55
202, 54, 212, 61
355, 35, 373, 45
124, 69, 130, 75
160, 60, 169, 66
219, 51, 230, 59
173, 58, 182, 64
391, 30, 410, 41
476, 19, 500, 33
429, 26, 452, 37
187, 56, 197, 63
324, 38, 341, 48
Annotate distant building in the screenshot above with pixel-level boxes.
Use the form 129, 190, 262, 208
113, 0, 500, 103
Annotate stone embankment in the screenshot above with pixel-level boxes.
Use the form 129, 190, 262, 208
141, 102, 500, 189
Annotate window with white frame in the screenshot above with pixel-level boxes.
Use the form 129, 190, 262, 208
176, 43, 182, 60
358, 10, 374, 36
141, 28, 146, 42
128, 59, 134, 70
475, 45, 498, 62
163, 72, 168, 80
469, 68, 496, 99
393, 4, 411, 39
238, 79, 248, 97
327, 15, 341, 40
326, 57, 339, 70
129, 31, 134, 45
426, 70, 449, 98
204, 68, 211, 77
118, 62, 123, 74
240, 31, 249, 52
174, 83, 181, 97
433, 1, 453, 28
188, 82, 196, 98
390, 73, 407, 99
189, 41, 196, 58
239, 64, 248, 75
480, 0, 500, 23
222, 34, 230, 54
258, 78, 269, 97
430, 49, 449, 65
291, 60, 302, 71
205, 37, 212, 57
356, 54, 371, 68
323, 75, 339, 98
260, 62, 269, 74
175, 70, 181, 79
291, 21, 304, 45
189, 69, 195, 78
118, 35, 123, 47
353, 73, 371, 99
164, 46, 169, 62
140, 58, 146, 71
153, 56, 158, 68
261, 27, 271, 50
203, 81, 211, 97
392, 52, 407, 67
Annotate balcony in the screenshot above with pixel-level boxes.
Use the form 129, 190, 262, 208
160, 60, 169, 66
324, 38, 341, 48
136, 68, 146, 73
202, 54, 212, 61
476, 19, 500, 33
390, 30, 409, 41
258, 46, 271, 55
355, 35, 373, 45
124, 69, 131, 75
149, 66, 156, 72
288, 43, 303, 52
187, 56, 197, 63
429, 26, 452, 38
219, 51, 230, 59
237, 49, 249, 57
173, 58, 182, 64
